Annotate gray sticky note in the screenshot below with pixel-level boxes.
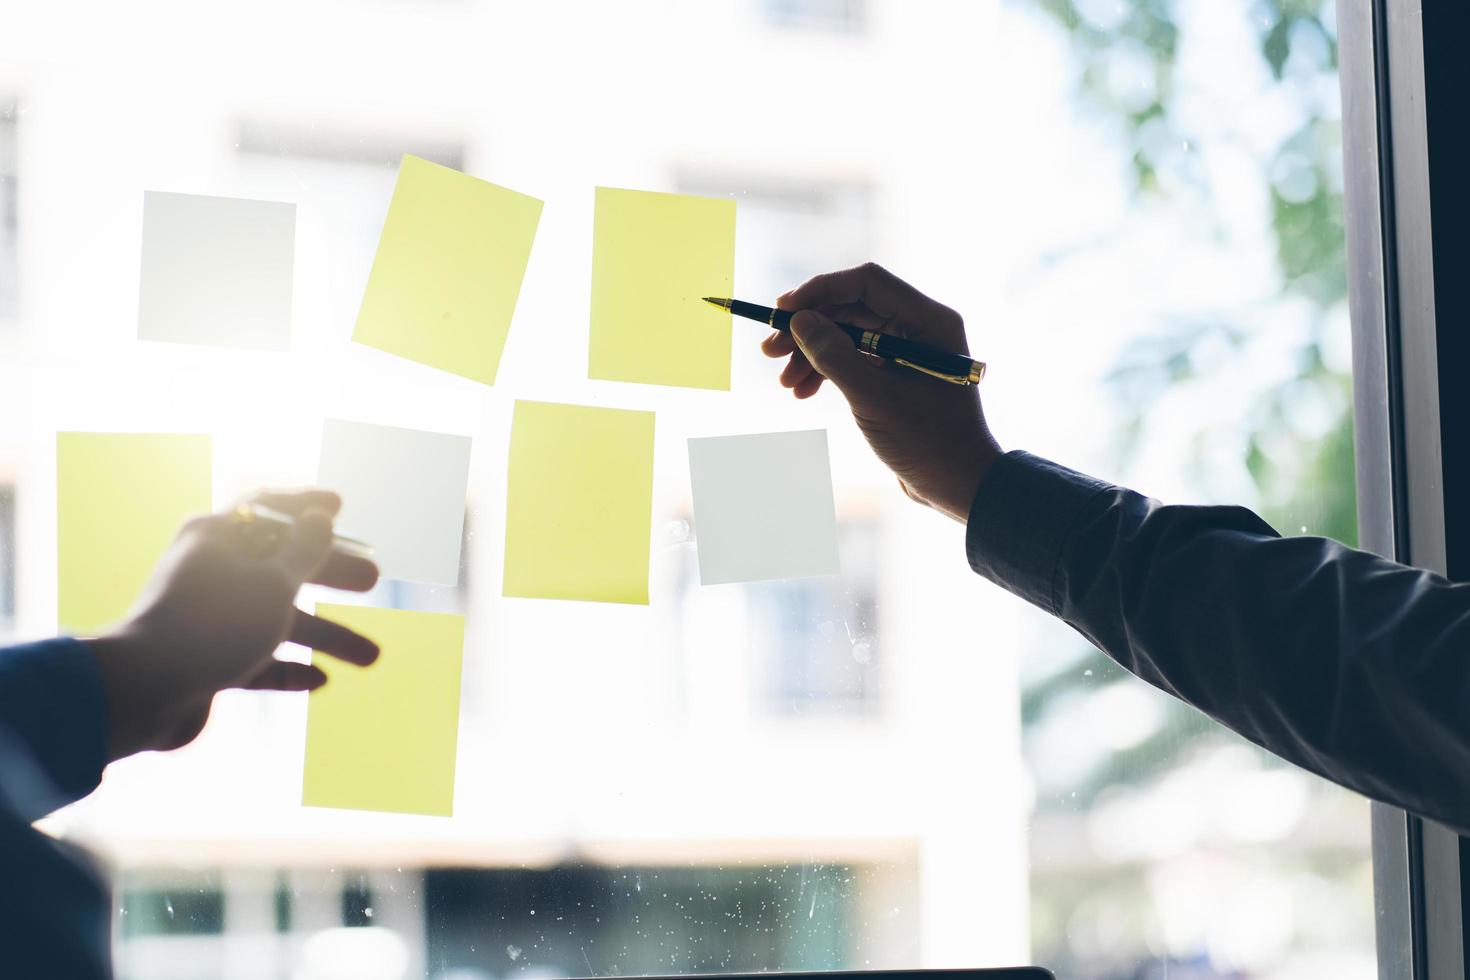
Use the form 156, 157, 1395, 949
317, 419, 472, 586
688, 429, 841, 585
138, 191, 295, 350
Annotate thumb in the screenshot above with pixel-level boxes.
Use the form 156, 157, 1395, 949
789, 311, 876, 402
275, 508, 334, 584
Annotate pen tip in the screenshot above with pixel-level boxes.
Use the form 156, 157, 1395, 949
702, 297, 731, 310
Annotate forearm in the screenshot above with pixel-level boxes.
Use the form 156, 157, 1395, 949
84, 629, 183, 762
0, 638, 109, 813
968, 451, 1470, 832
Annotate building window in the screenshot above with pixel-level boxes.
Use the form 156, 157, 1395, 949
233, 118, 463, 172
763, 0, 867, 35
273, 878, 292, 933
673, 171, 874, 394
231, 123, 472, 618
0, 101, 17, 321
675, 171, 874, 306
665, 173, 879, 717
673, 512, 881, 717
340, 878, 375, 927
745, 517, 880, 715
364, 505, 471, 615
120, 886, 225, 937
426, 865, 855, 974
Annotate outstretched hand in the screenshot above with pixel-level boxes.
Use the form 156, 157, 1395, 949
86, 489, 380, 761
762, 263, 1002, 522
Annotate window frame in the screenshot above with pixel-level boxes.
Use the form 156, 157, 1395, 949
1341, 1, 1470, 977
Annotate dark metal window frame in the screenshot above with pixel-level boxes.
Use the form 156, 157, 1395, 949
1341, 1, 1470, 977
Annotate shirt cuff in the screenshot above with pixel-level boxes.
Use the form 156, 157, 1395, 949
965, 450, 1114, 616
0, 638, 109, 808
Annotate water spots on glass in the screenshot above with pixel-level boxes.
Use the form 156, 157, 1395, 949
461, 865, 856, 970
506, 944, 522, 961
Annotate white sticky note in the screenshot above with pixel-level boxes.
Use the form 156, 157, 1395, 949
688, 429, 841, 585
138, 191, 296, 350
317, 419, 472, 586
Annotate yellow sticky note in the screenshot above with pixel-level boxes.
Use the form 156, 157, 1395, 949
57, 433, 211, 634
353, 154, 543, 386
589, 187, 736, 390
303, 604, 465, 817
503, 400, 655, 604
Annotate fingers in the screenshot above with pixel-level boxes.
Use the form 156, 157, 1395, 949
775, 264, 968, 351
761, 330, 796, 358
789, 310, 879, 405
274, 508, 335, 583
245, 608, 380, 693
242, 660, 329, 692
310, 552, 380, 593
793, 373, 827, 399
763, 304, 878, 397
817, 303, 888, 331
245, 488, 343, 518
247, 608, 379, 694
288, 609, 380, 666
766, 330, 827, 397
778, 348, 817, 390
777, 262, 937, 321
220, 489, 377, 590
762, 307, 884, 350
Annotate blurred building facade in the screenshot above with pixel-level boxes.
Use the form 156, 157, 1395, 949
0, 1, 1372, 978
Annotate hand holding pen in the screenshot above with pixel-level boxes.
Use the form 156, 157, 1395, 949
758, 262, 1003, 524
86, 490, 379, 761
707, 298, 986, 386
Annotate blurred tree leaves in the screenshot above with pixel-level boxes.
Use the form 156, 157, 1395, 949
1035, 0, 1350, 542
1023, 0, 1355, 810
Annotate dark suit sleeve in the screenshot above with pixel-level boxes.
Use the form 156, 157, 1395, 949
0, 726, 111, 980
0, 637, 108, 819
0, 639, 112, 977
967, 450, 1470, 833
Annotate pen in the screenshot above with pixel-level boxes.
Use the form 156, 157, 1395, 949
232, 503, 375, 561
703, 297, 987, 386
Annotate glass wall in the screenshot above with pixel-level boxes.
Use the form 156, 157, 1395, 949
0, 0, 1368, 977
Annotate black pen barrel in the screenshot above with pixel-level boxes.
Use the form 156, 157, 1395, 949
718, 297, 983, 383
866, 332, 977, 378
730, 299, 786, 327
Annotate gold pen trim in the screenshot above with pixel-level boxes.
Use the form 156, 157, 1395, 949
892, 357, 972, 385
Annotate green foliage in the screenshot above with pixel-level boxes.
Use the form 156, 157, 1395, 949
1022, 0, 1355, 807
1273, 120, 1348, 303
1032, 0, 1351, 543
1261, 0, 1338, 79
